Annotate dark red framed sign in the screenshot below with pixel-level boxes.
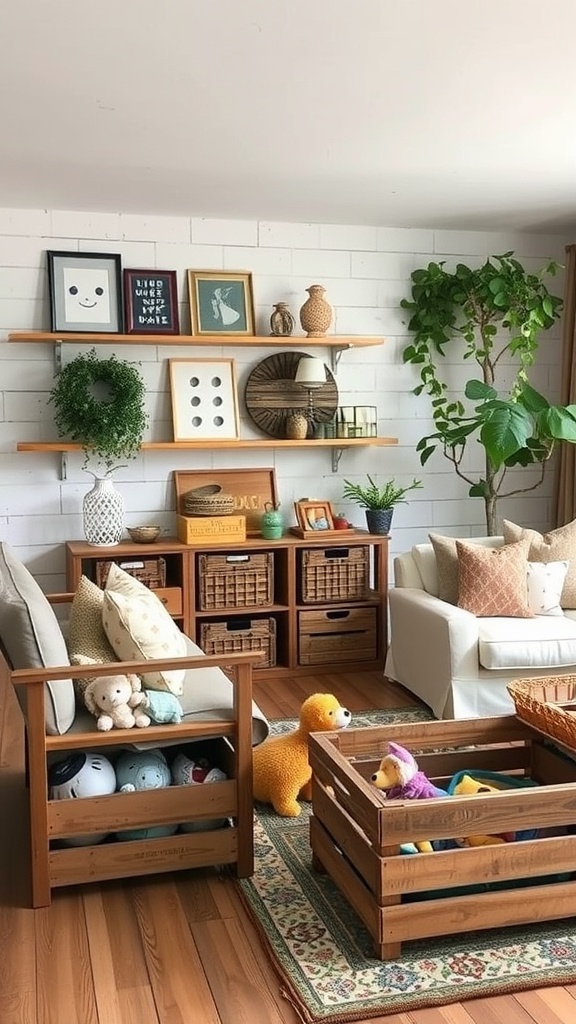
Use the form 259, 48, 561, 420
123, 269, 180, 334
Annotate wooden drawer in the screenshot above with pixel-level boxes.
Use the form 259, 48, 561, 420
298, 607, 377, 665
153, 587, 183, 616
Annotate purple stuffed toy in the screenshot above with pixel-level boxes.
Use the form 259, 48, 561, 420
370, 741, 447, 853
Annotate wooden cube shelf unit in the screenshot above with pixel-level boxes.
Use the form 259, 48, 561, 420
66, 532, 388, 678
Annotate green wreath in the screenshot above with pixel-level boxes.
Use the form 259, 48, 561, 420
49, 348, 148, 470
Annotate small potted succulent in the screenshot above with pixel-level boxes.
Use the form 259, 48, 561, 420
342, 475, 422, 535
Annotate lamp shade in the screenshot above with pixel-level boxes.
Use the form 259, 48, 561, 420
295, 356, 327, 386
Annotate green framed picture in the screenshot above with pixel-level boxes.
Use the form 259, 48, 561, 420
187, 270, 255, 336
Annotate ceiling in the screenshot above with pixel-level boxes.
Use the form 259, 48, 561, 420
2, 0, 576, 233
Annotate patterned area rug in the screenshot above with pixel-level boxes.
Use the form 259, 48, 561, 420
238, 707, 576, 1023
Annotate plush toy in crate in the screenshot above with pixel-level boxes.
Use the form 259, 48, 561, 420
447, 769, 540, 847
171, 749, 228, 832
82, 673, 151, 731
48, 751, 117, 846
115, 748, 177, 841
370, 741, 448, 853
253, 692, 351, 817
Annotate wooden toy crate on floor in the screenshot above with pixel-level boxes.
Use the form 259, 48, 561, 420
309, 715, 576, 960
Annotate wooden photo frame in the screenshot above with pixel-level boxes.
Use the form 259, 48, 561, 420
123, 269, 179, 334
46, 250, 122, 333
169, 358, 240, 441
295, 500, 335, 533
187, 270, 255, 336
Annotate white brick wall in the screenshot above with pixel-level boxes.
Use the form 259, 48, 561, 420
0, 206, 569, 589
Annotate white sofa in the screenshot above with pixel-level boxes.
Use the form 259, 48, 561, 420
385, 536, 576, 720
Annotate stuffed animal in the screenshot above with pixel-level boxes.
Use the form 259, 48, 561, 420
141, 688, 183, 723
370, 741, 447, 853
82, 673, 151, 731
451, 773, 515, 847
252, 693, 351, 817
114, 748, 177, 841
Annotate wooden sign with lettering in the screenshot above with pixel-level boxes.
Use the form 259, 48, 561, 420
123, 269, 179, 334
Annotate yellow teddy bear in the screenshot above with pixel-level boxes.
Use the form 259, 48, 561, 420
252, 693, 351, 816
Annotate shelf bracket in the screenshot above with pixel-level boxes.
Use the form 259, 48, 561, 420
60, 452, 68, 481
331, 447, 345, 473
330, 344, 352, 373
54, 341, 63, 375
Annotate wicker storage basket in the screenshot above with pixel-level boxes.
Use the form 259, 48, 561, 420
300, 545, 369, 603
200, 617, 277, 669
184, 485, 235, 517
198, 552, 273, 610
507, 675, 576, 749
95, 556, 166, 589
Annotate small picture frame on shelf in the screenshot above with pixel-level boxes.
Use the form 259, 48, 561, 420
294, 500, 335, 533
46, 250, 123, 333
123, 269, 179, 334
169, 358, 240, 441
187, 270, 255, 336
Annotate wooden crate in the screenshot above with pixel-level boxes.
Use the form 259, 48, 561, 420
176, 514, 246, 545
300, 545, 370, 603
95, 556, 166, 589
309, 715, 576, 960
200, 617, 276, 669
299, 607, 376, 665
198, 551, 273, 610
173, 468, 278, 536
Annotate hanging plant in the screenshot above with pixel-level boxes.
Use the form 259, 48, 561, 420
49, 348, 148, 471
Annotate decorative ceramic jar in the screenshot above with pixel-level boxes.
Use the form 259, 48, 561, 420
286, 412, 308, 440
261, 501, 283, 540
83, 475, 124, 546
269, 302, 295, 337
299, 284, 333, 337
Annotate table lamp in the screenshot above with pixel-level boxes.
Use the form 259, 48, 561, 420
294, 356, 327, 427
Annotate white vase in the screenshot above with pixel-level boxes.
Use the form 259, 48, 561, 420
83, 476, 124, 546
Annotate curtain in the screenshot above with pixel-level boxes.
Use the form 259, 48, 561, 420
553, 244, 576, 527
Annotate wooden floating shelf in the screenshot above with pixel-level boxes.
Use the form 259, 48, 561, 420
17, 437, 397, 453
8, 331, 384, 349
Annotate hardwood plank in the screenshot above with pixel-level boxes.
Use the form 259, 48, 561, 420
463, 994, 548, 1023
35, 893, 98, 1024
514, 987, 576, 1021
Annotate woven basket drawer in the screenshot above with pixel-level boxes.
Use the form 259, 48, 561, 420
198, 552, 273, 610
299, 607, 377, 665
200, 617, 277, 669
300, 546, 370, 603
95, 556, 166, 589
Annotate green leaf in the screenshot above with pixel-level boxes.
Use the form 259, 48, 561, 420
465, 379, 497, 401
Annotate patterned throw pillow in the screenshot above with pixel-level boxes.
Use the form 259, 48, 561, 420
456, 539, 533, 617
503, 519, 576, 609
68, 575, 116, 667
102, 564, 187, 694
526, 561, 569, 616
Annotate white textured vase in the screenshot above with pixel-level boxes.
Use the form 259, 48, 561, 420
83, 476, 124, 547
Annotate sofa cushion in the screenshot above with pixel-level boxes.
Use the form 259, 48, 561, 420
456, 539, 533, 617
503, 519, 576, 608
68, 576, 116, 688
478, 615, 576, 670
428, 534, 503, 604
0, 541, 75, 735
102, 563, 187, 694
526, 561, 569, 617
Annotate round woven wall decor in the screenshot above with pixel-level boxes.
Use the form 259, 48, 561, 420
244, 351, 338, 439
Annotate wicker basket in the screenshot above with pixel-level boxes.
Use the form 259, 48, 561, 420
184, 485, 235, 517
300, 545, 370, 603
95, 556, 166, 590
200, 617, 277, 668
507, 675, 576, 749
198, 552, 273, 610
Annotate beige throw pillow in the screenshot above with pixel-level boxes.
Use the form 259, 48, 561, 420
68, 575, 116, 667
503, 519, 576, 608
456, 539, 533, 617
428, 533, 461, 603
102, 564, 187, 694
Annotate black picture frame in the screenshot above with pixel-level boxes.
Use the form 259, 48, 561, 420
46, 251, 123, 333
123, 269, 180, 335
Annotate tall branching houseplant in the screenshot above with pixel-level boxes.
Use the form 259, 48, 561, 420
402, 253, 576, 535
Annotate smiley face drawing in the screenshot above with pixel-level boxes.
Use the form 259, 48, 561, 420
63, 267, 111, 323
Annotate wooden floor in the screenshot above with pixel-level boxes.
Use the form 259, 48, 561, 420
2, 670, 576, 1024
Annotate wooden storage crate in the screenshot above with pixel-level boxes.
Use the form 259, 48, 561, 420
198, 551, 273, 610
300, 545, 370, 603
95, 556, 166, 589
200, 617, 276, 669
299, 606, 376, 665
176, 514, 246, 545
309, 715, 576, 960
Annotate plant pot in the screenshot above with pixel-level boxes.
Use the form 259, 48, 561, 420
365, 509, 393, 535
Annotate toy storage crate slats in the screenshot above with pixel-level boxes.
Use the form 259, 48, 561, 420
309, 715, 576, 960
300, 545, 370, 603
95, 557, 167, 590
200, 617, 277, 669
198, 552, 273, 610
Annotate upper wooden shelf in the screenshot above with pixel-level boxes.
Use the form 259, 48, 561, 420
8, 331, 384, 349
17, 437, 397, 453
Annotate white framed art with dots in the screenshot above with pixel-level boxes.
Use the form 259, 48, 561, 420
169, 358, 240, 441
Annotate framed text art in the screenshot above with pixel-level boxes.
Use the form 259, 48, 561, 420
123, 269, 179, 334
169, 358, 240, 441
187, 270, 255, 336
46, 251, 123, 333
